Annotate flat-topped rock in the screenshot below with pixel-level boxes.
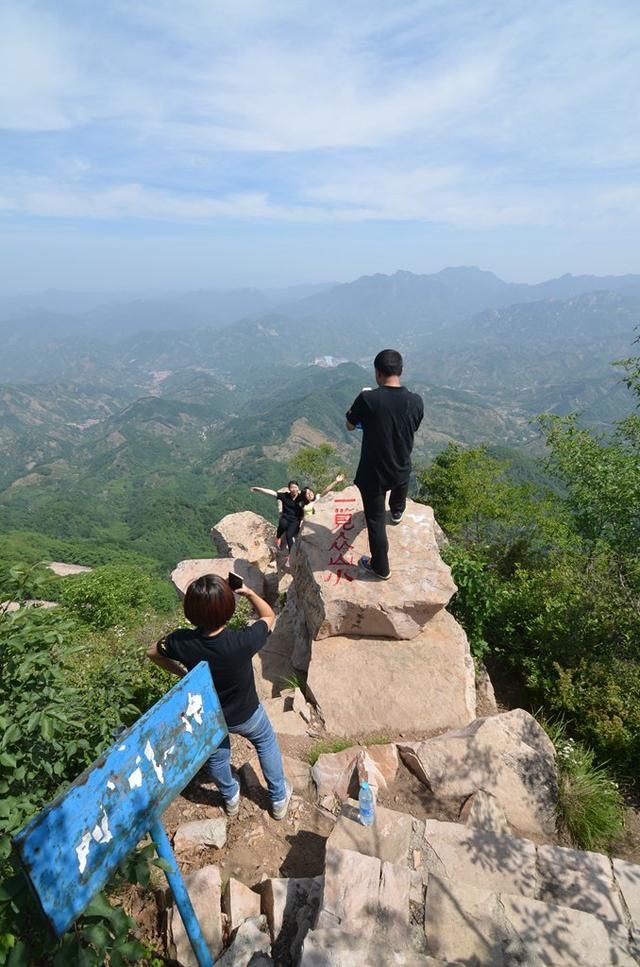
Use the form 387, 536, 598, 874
211, 511, 276, 571
292, 487, 456, 640
170, 557, 266, 598
398, 709, 558, 839
306, 609, 476, 735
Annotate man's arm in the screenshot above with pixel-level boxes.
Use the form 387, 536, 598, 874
146, 640, 187, 678
346, 392, 366, 432
250, 486, 278, 497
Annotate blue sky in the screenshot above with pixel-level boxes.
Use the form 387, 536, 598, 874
1, 0, 639, 292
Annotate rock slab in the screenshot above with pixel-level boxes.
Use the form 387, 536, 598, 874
307, 609, 476, 736
293, 488, 456, 640
167, 865, 223, 966
399, 708, 558, 838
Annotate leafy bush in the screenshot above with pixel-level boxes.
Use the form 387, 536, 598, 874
0, 568, 174, 964
57, 564, 175, 631
417, 351, 640, 778
288, 443, 345, 492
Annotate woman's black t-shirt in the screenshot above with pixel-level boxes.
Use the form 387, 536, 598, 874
158, 620, 269, 727
277, 490, 304, 521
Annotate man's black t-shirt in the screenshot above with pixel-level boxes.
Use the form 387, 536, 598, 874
277, 490, 304, 521
347, 386, 424, 492
158, 620, 269, 727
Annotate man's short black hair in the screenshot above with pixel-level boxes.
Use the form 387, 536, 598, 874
374, 349, 403, 377
288, 480, 300, 488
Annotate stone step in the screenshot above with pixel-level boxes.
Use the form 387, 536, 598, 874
301, 928, 449, 966
424, 877, 640, 967
420, 819, 640, 937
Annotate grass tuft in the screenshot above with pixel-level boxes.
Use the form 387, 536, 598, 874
543, 718, 625, 851
308, 734, 390, 766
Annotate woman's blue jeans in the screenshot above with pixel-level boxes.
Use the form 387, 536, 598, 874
207, 703, 286, 804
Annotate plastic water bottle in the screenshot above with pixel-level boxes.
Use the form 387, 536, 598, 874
359, 781, 375, 827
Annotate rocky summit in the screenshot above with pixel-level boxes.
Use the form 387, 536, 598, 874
165, 497, 640, 966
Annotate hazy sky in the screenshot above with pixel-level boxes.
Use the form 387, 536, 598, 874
1, 0, 639, 292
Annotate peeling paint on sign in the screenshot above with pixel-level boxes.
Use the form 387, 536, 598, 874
128, 768, 142, 789
144, 741, 164, 784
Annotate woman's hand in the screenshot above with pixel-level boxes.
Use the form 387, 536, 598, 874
234, 585, 255, 598
335, 473, 345, 483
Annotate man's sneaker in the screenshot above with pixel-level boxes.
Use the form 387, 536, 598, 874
390, 510, 404, 524
358, 556, 391, 580
271, 781, 293, 821
223, 780, 241, 818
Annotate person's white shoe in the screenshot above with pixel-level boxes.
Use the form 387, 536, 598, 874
271, 781, 293, 820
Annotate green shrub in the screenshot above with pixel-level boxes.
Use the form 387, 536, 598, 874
57, 564, 175, 631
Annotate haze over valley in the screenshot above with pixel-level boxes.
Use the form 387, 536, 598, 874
1, 264, 638, 567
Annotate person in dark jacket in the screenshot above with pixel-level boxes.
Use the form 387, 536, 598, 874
346, 349, 423, 580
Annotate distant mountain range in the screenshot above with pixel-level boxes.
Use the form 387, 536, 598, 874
1, 266, 638, 565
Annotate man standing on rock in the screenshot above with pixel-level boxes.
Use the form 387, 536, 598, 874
346, 349, 423, 580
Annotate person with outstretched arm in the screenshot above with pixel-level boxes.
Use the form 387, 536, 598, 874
250, 480, 304, 557
346, 349, 423, 580
147, 575, 292, 820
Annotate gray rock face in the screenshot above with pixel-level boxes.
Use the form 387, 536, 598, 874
306, 609, 476, 736
398, 709, 558, 838
301, 928, 441, 966
210, 511, 276, 572
293, 487, 456, 640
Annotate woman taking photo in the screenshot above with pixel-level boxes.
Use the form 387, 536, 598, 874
147, 574, 291, 820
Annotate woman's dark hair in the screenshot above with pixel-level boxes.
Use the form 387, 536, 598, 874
184, 574, 236, 630
374, 349, 403, 377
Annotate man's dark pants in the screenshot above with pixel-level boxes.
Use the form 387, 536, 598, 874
358, 481, 408, 577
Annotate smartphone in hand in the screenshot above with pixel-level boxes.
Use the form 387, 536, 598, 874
228, 571, 243, 591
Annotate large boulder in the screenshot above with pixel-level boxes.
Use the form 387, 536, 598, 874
292, 487, 456, 640
398, 709, 558, 839
210, 511, 276, 571
306, 609, 476, 736
171, 557, 266, 598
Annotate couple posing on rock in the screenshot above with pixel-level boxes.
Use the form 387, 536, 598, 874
250, 475, 345, 564
147, 348, 422, 820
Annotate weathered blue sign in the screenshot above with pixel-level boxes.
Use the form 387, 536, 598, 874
13, 662, 227, 966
